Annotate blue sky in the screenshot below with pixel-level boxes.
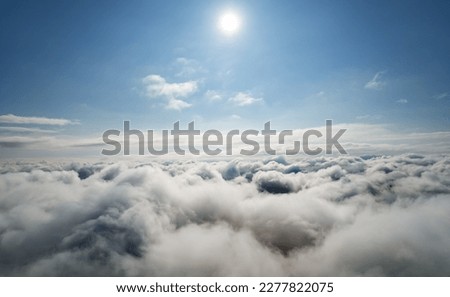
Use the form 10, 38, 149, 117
1, 0, 450, 156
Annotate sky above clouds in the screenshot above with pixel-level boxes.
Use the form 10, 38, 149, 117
0, 0, 450, 157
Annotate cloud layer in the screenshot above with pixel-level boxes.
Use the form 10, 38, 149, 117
1, 154, 450, 276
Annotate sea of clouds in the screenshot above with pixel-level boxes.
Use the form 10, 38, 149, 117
1, 154, 450, 276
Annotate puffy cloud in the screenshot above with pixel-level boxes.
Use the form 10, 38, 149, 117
142, 74, 197, 110
143, 75, 197, 98
166, 98, 192, 111
229, 92, 263, 106
1, 154, 450, 276
205, 90, 222, 102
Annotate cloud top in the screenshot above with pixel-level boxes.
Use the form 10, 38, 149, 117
1, 154, 449, 276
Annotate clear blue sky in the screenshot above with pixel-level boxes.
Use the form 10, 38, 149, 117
1, 0, 450, 137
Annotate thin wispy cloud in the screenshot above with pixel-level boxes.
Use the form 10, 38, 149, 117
0, 114, 76, 126
142, 74, 197, 110
0, 134, 104, 152
229, 92, 263, 106
355, 114, 383, 121
174, 57, 204, 77
0, 136, 47, 148
433, 92, 448, 100
365, 71, 386, 90
0, 126, 58, 134
2, 122, 450, 157
396, 99, 408, 104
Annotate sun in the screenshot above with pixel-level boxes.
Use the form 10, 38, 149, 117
218, 11, 241, 36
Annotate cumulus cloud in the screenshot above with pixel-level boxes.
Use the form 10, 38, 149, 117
1, 154, 449, 276
365, 71, 386, 90
142, 74, 197, 110
229, 92, 263, 106
205, 90, 222, 102
0, 114, 76, 126
165, 98, 192, 111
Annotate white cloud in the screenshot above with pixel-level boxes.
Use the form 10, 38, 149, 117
365, 71, 386, 90
143, 75, 197, 99
142, 74, 197, 110
0, 134, 103, 152
166, 98, 192, 111
396, 99, 408, 104
205, 90, 222, 102
0, 154, 449, 276
229, 92, 263, 106
0, 114, 76, 126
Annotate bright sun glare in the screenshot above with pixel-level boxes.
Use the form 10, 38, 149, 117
218, 11, 241, 35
